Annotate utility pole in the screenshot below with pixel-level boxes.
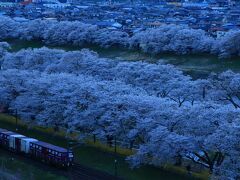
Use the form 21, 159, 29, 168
114, 135, 117, 153
8, 108, 18, 131
93, 133, 96, 144
15, 109, 18, 131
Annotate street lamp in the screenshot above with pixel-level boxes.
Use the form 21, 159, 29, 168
114, 135, 118, 178
114, 159, 118, 178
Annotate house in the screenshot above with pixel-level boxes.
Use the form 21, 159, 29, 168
95, 21, 122, 29
0, 2, 16, 8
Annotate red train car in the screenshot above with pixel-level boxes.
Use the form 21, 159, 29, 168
0, 128, 74, 167
0, 130, 18, 148
29, 141, 73, 167
0, 128, 8, 146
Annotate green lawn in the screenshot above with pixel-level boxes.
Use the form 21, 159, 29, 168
0, 149, 67, 180
0, 113, 208, 180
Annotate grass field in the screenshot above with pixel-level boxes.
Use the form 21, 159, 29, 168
0, 149, 67, 180
0, 113, 209, 180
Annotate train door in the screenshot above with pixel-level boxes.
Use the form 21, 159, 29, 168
15, 138, 21, 152
42, 147, 48, 161
61, 153, 66, 164
3, 134, 10, 147
5, 135, 9, 147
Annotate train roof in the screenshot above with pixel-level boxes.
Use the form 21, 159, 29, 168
10, 134, 26, 138
0, 128, 7, 132
22, 138, 38, 142
32, 141, 69, 153
1, 131, 18, 135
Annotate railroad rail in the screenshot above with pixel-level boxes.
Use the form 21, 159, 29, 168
69, 163, 120, 180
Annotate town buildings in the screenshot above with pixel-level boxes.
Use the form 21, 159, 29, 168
0, 0, 239, 36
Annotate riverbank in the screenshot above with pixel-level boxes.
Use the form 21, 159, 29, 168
6, 39, 240, 79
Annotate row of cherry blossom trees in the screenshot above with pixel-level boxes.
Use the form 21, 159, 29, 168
0, 17, 129, 48
2, 47, 240, 108
0, 44, 240, 178
0, 70, 239, 179
0, 16, 240, 58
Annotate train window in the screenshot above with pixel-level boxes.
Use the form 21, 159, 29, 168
69, 152, 74, 158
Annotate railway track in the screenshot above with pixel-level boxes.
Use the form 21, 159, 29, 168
1, 146, 119, 180
69, 163, 119, 180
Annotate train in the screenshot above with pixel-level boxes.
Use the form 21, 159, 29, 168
0, 128, 74, 167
